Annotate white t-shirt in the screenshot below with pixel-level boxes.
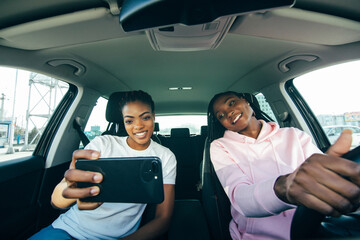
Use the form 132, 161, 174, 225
52, 135, 177, 240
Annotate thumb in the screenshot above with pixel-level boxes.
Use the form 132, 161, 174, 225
326, 129, 352, 157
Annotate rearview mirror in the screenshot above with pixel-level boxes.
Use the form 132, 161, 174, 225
119, 0, 295, 32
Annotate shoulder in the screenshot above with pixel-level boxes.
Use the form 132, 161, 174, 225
90, 135, 124, 144
86, 135, 126, 150
277, 126, 308, 137
210, 131, 235, 147
275, 127, 314, 145
154, 141, 175, 155
210, 137, 230, 154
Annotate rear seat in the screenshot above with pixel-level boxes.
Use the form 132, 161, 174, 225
161, 128, 204, 200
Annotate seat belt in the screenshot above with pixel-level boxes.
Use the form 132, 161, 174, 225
73, 118, 90, 146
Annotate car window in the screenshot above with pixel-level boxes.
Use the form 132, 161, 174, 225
81, 97, 108, 148
156, 115, 207, 135
0, 67, 69, 162
293, 60, 360, 149
349, 126, 360, 134
255, 93, 277, 122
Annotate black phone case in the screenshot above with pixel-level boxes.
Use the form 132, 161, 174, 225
75, 157, 164, 204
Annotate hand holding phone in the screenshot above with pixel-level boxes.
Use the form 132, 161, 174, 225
75, 156, 164, 203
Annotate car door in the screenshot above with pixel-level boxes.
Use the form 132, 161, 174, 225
0, 68, 76, 239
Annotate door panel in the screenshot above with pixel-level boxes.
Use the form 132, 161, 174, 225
0, 156, 44, 239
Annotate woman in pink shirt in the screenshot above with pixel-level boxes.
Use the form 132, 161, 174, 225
208, 91, 360, 240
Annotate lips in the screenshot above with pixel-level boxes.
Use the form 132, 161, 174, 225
134, 131, 147, 138
232, 113, 242, 124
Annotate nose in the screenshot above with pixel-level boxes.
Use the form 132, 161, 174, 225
226, 110, 234, 119
134, 119, 144, 130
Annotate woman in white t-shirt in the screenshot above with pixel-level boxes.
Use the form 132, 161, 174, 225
30, 90, 177, 240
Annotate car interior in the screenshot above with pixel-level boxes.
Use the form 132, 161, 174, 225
0, 0, 359, 239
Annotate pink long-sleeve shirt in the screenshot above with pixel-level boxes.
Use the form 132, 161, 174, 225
210, 121, 322, 240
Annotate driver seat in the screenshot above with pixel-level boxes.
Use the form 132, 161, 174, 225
201, 137, 232, 240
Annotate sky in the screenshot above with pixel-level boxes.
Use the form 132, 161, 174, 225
294, 60, 360, 115
1, 60, 360, 132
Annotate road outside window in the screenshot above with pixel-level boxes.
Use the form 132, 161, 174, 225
293, 60, 360, 149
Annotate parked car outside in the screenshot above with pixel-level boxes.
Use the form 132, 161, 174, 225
323, 125, 360, 149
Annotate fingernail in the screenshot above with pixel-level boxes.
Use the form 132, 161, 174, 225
90, 188, 99, 195
91, 152, 99, 159
93, 174, 102, 182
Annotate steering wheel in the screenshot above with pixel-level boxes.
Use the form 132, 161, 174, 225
290, 145, 360, 239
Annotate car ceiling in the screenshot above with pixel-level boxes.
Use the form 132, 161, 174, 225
0, 0, 359, 115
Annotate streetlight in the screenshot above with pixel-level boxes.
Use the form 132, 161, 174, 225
6, 69, 18, 154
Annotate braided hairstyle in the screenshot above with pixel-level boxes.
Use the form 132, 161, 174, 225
207, 91, 273, 142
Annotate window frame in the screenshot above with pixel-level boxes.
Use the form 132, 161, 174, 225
33, 84, 77, 158
285, 79, 330, 152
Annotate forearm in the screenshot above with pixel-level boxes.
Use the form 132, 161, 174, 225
51, 178, 76, 209
233, 177, 294, 217
122, 184, 175, 240
120, 215, 171, 240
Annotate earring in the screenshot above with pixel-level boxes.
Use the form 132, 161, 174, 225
248, 103, 250, 106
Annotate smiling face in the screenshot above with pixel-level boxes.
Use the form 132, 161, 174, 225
212, 93, 260, 137
122, 101, 155, 150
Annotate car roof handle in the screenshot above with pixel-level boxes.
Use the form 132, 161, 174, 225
278, 55, 318, 73
47, 59, 86, 76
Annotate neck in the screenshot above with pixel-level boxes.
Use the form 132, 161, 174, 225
239, 118, 262, 139
126, 137, 150, 150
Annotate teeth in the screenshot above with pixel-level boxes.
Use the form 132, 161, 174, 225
135, 132, 146, 136
233, 114, 242, 124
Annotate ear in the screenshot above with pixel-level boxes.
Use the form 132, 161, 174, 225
248, 103, 256, 117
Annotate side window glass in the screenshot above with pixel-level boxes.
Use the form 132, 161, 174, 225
293, 60, 360, 149
255, 93, 277, 122
0, 67, 69, 162
351, 127, 360, 134
81, 97, 108, 148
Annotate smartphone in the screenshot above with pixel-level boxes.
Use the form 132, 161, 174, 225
75, 156, 164, 203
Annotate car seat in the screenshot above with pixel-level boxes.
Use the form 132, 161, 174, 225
102, 91, 128, 137
153, 122, 161, 144
164, 128, 201, 199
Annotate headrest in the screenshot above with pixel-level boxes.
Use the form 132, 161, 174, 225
171, 128, 190, 138
105, 92, 126, 123
242, 92, 260, 110
154, 122, 159, 132
200, 125, 208, 136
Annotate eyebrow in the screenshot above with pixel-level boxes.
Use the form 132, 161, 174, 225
214, 96, 234, 116
123, 111, 151, 118
224, 96, 233, 104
